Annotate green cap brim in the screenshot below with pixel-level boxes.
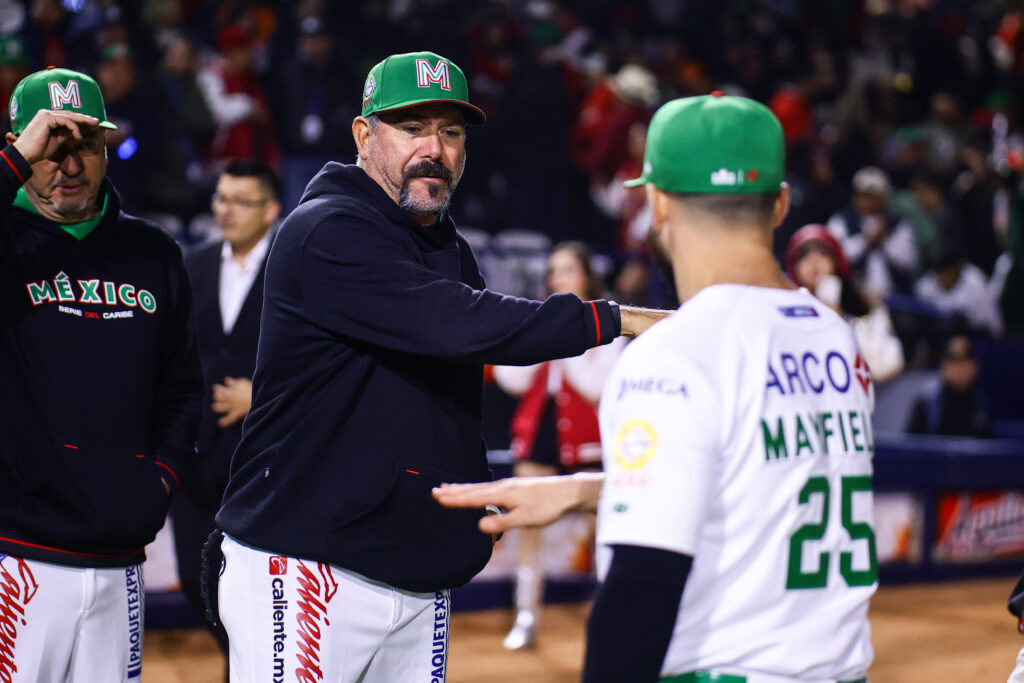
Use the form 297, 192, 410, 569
623, 175, 647, 188
373, 98, 485, 125
99, 120, 117, 130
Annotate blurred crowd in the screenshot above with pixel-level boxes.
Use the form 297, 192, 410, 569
3, 0, 1023, 428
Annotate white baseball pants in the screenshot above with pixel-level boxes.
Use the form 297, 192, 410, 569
1009, 646, 1024, 683
219, 535, 450, 683
0, 553, 145, 682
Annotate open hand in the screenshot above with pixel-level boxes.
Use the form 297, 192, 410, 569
432, 472, 604, 535
9, 109, 101, 165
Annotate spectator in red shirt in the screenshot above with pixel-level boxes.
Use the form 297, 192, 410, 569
198, 25, 279, 168
571, 63, 657, 184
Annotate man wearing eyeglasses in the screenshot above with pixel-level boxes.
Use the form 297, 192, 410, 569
170, 158, 281, 673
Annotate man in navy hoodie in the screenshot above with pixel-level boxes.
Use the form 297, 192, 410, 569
0, 67, 202, 680
216, 51, 663, 680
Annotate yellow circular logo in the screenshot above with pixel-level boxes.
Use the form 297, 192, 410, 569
614, 420, 657, 470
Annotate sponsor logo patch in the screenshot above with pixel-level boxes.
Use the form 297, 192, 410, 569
711, 168, 746, 186
854, 353, 872, 396
269, 556, 288, 576
613, 420, 658, 470
615, 376, 687, 401
778, 305, 819, 318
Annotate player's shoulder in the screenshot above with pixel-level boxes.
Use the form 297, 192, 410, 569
622, 284, 850, 366
680, 283, 849, 334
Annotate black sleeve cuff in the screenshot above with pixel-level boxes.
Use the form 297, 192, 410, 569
0, 143, 31, 187
584, 299, 621, 347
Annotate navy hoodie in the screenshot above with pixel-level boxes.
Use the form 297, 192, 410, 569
217, 163, 619, 592
0, 144, 202, 567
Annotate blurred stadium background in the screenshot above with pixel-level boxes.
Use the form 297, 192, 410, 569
7, 0, 1024, 679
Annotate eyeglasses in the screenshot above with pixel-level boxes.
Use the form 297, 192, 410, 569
211, 193, 269, 210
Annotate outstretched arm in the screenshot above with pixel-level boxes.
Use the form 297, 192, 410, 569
619, 305, 670, 337
432, 472, 604, 534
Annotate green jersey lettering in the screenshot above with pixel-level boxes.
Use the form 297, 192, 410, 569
762, 418, 788, 461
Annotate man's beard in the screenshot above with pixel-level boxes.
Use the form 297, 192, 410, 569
48, 178, 92, 217
646, 227, 679, 307
397, 159, 460, 216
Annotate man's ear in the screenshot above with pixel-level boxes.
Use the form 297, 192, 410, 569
264, 199, 281, 226
352, 117, 373, 162
770, 182, 791, 232
5, 133, 16, 145
646, 184, 670, 238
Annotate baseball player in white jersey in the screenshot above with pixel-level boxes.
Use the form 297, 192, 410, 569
436, 93, 877, 683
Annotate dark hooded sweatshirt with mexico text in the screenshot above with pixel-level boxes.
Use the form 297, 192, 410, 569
0, 144, 202, 568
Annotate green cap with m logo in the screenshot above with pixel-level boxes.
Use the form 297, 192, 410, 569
10, 67, 118, 135
361, 51, 485, 124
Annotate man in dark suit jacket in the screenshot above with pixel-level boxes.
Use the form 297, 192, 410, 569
171, 159, 281, 661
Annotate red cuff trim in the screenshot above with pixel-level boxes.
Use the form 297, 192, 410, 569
154, 460, 180, 489
0, 150, 24, 183
589, 301, 601, 343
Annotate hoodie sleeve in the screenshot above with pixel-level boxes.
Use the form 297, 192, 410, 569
298, 214, 620, 366
0, 144, 31, 206
150, 239, 204, 490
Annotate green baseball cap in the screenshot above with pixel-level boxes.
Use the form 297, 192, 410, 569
361, 51, 485, 124
625, 92, 783, 194
9, 67, 118, 135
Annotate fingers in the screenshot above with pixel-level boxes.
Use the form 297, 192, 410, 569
13, 110, 101, 164
479, 513, 514, 535
44, 110, 100, 133
432, 482, 508, 509
217, 409, 244, 428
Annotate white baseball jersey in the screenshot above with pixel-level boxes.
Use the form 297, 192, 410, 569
597, 284, 876, 682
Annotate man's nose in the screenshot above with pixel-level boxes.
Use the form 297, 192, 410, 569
59, 150, 83, 176
418, 131, 443, 159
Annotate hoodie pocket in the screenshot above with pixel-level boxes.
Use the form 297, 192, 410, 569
332, 461, 493, 592
18, 444, 172, 554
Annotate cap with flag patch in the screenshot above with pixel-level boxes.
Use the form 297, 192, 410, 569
361, 51, 485, 124
9, 67, 118, 135
625, 92, 783, 194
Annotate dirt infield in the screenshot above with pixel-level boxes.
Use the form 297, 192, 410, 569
142, 578, 1023, 682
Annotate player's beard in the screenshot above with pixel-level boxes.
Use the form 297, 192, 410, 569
646, 227, 679, 307
398, 159, 463, 217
